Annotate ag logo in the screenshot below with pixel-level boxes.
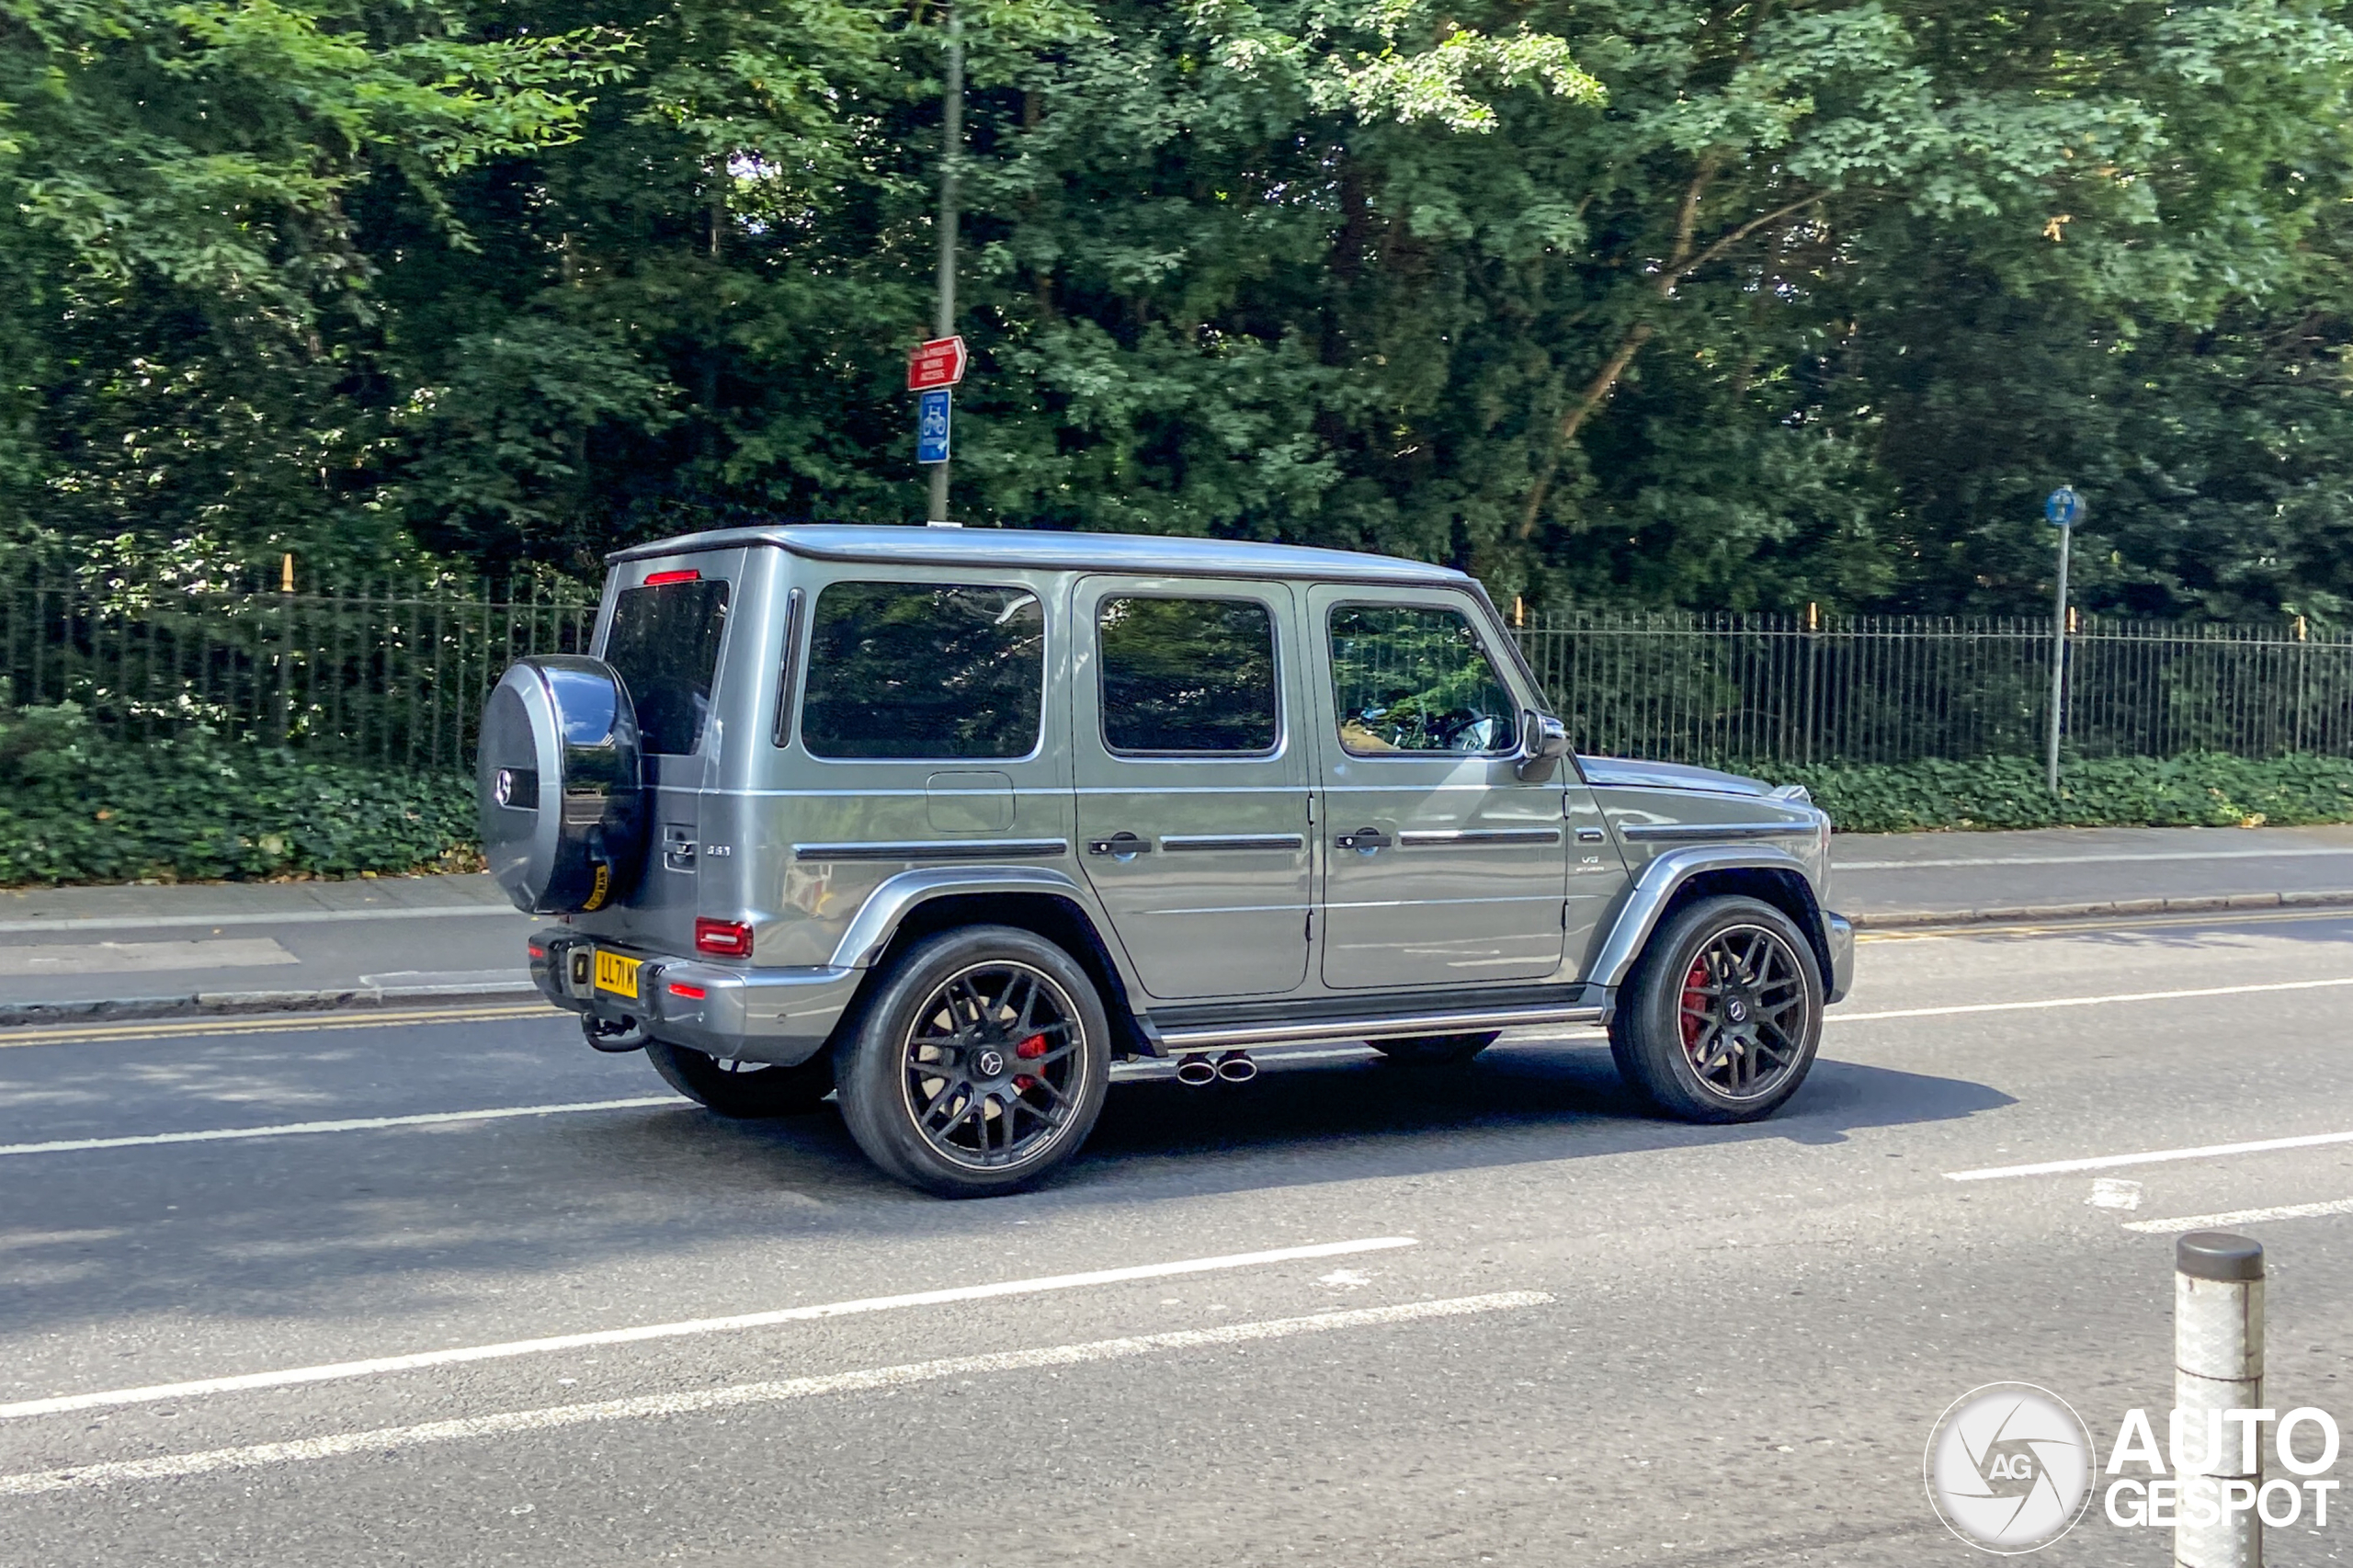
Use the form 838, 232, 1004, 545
1924, 1383, 2095, 1553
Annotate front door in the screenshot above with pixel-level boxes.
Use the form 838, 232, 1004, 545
1071, 577, 1313, 1000
1307, 585, 1567, 990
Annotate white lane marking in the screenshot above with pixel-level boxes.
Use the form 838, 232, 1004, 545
2123, 1199, 2353, 1234
0, 1237, 1422, 1422
1948, 1130, 2353, 1183
0, 1289, 1540, 1494
2087, 1178, 2143, 1211
1837, 846, 2353, 871
0, 1096, 687, 1159
0, 904, 523, 936
1832, 975, 2353, 1023
0, 938, 297, 977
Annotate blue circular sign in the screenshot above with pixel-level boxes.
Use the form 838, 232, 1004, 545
2044, 486, 2085, 528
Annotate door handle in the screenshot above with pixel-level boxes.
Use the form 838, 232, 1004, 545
1334, 827, 1392, 853
1086, 832, 1152, 858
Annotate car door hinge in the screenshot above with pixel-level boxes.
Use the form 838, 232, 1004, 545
1561, 902, 1570, 929
1304, 908, 1314, 942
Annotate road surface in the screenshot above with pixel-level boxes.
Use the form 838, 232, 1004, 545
2, 906, 2350, 1565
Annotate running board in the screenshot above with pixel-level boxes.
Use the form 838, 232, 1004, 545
1150, 1003, 1606, 1052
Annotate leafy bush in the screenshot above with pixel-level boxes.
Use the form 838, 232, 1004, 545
1769, 754, 2353, 835
0, 705, 477, 886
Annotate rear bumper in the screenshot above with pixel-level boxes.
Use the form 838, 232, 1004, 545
1823, 911, 1854, 1005
529, 930, 862, 1067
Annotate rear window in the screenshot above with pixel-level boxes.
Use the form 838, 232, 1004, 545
1097, 597, 1277, 754
801, 582, 1044, 759
604, 577, 729, 756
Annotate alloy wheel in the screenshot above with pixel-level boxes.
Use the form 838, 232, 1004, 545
898, 960, 1086, 1170
1676, 924, 1813, 1101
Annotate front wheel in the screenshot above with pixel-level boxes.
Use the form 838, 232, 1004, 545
644, 1040, 835, 1119
1608, 896, 1824, 1123
834, 926, 1111, 1199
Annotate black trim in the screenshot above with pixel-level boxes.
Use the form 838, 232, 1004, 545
793, 839, 1068, 863
1160, 834, 1306, 853
770, 585, 803, 747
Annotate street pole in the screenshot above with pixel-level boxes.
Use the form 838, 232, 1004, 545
2041, 485, 2082, 794
2046, 520, 2070, 793
926, 4, 961, 527
2174, 1231, 2265, 1568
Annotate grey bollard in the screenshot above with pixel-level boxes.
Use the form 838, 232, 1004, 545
2176, 1232, 2265, 1568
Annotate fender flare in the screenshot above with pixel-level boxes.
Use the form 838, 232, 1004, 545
1587, 846, 1827, 991
827, 865, 1141, 986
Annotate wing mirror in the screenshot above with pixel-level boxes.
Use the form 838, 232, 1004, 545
1515, 711, 1570, 781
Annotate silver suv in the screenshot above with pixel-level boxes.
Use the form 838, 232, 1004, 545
479, 527, 1852, 1197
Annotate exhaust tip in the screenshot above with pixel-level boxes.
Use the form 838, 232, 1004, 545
1174, 1055, 1219, 1086
1214, 1051, 1257, 1084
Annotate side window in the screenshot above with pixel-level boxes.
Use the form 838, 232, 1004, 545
603, 578, 729, 756
801, 582, 1044, 759
1327, 603, 1519, 756
1097, 597, 1277, 755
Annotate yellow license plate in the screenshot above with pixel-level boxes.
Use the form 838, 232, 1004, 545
593, 949, 642, 999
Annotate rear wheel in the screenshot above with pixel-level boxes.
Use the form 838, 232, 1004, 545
644, 1040, 834, 1119
834, 926, 1110, 1199
1608, 895, 1823, 1123
1370, 1031, 1499, 1065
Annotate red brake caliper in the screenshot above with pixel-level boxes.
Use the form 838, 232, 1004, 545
1678, 960, 1709, 1054
1013, 1032, 1048, 1091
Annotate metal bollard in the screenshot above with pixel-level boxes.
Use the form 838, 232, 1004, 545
2175, 1231, 2266, 1568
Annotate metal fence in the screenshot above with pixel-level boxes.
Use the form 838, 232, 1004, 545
1514, 611, 2353, 767
1, 578, 2347, 771
0, 575, 600, 770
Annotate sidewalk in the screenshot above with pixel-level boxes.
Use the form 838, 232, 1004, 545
0, 824, 2348, 1021
1830, 822, 2353, 926
0, 873, 533, 1020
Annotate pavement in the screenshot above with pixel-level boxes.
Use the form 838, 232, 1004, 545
1, 824, 2350, 1021
4, 902, 2351, 1564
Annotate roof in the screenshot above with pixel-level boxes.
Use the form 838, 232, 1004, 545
608, 524, 1469, 588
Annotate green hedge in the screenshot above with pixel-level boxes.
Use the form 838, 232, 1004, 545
1771, 753, 2353, 835
0, 705, 476, 886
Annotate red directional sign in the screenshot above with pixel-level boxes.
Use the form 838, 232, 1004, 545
907, 335, 968, 391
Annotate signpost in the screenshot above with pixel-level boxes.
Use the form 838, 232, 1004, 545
921, 5, 963, 526
916, 389, 951, 466
907, 335, 967, 392
2043, 485, 2085, 793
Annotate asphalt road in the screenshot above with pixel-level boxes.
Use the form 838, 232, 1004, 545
3, 909, 2352, 1566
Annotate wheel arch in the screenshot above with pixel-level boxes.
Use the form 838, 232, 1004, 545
824, 872, 1148, 1059
1591, 848, 1833, 995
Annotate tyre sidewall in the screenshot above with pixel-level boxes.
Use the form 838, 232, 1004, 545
1619, 896, 1824, 1122
835, 926, 1111, 1198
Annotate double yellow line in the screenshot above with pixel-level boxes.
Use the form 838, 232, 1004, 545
0, 1003, 555, 1051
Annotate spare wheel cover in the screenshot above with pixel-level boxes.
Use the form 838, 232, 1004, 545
477, 656, 645, 914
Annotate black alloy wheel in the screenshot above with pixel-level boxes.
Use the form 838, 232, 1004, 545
835, 926, 1110, 1198
1608, 895, 1824, 1123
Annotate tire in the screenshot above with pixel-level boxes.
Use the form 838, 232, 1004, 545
1608, 895, 1824, 1123
644, 1040, 835, 1119
1370, 1031, 1499, 1065
833, 926, 1111, 1199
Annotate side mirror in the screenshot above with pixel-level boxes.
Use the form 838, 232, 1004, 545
1515, 711, 1570, 781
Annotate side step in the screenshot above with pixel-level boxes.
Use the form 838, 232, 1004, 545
1150, 1002, 1605, 1053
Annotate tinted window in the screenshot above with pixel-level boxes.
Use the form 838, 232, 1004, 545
1327, 604, 1518, 756
603, 579, 729, 755
1097, 597, 1277, 754
801, 583, 1044, 759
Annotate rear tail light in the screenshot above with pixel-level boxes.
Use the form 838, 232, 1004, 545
666, 981, 707, 1000
694, 917, 754, 958
527, 942, 546, 960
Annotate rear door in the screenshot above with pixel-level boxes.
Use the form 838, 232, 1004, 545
1071, 577, 1312, 1000
1305, 585, 1567, 990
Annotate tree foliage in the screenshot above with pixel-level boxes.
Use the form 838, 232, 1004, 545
6, 0, 2353, 619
